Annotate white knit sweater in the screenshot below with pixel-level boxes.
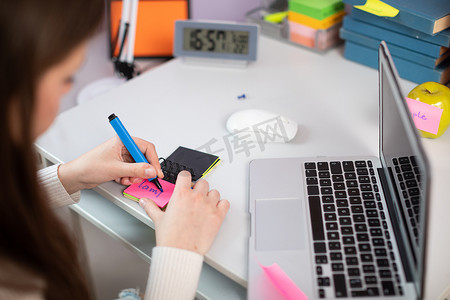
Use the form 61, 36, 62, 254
0, 164, 203, 300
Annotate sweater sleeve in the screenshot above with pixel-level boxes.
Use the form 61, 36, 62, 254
37, 164, 81, 209
144, 247, 204, 300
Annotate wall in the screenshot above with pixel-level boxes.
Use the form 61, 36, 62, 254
191, 0, 261, 22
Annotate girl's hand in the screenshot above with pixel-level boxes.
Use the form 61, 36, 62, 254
58, 136, 163, 194
140, 171, 230, 256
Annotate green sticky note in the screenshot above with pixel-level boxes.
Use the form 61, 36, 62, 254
288, 0, 344, 20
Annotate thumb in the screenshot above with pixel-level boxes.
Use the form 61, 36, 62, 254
139, 198, 164, 224
119, 162, 157, 180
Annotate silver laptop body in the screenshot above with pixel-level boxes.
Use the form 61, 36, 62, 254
248, 42, 429, 300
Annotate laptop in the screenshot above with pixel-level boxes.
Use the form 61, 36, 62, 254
248, 42, 429, 300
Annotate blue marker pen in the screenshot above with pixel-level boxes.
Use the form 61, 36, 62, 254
108, 113, 163, 192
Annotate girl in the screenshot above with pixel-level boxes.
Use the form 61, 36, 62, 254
0, 0, 230, 299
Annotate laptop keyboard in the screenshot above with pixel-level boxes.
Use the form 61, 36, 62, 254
393, 156, 421, 246
305, 160, 404, 298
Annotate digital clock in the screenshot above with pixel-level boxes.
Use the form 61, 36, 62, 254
173, 20, 259, 63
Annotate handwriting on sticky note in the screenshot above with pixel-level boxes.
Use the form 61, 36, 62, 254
406, 97, 443, 135
354, 0, 399, 17
259, 262, 308, 300
123, 179, 175, 208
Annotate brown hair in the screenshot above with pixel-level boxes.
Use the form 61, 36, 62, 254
0, 0, 104, 298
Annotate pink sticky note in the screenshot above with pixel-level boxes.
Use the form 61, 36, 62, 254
123, 179, 175, 208
405, 97, 443, 135
259, 262, 308, 300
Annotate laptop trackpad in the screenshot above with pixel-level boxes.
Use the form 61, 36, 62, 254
255, 198, 305, 251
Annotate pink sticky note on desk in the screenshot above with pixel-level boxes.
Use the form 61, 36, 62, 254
123, 179, 175, 208
260, 262, 308, 300
405, 97, 443, 135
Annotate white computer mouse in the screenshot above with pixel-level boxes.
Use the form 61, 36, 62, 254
226, 109, 298, 143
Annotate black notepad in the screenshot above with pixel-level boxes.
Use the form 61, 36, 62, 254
159, 146, 220, 183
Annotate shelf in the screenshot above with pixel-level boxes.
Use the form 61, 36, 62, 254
75, 190, 246, 300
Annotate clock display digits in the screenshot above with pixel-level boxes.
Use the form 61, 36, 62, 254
189, 29, 203, 50
183, 28, 249, 55
206, 30, 215, 51
217, 30, 226, 52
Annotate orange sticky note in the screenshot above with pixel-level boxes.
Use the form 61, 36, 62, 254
259, 262, 308, 300
405, 97, 443, 135
123, 179, 175, 208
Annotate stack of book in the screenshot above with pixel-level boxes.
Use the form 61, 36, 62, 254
340, 0, 450, 84
287, 0, 346, 51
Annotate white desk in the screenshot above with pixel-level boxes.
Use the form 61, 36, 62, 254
36, 36, 450, 300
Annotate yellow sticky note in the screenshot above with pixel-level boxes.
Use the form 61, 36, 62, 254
264, 11, 288, 24
354, 0, 399, 17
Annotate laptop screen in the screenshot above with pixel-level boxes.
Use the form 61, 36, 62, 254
378, 43, 429, 298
